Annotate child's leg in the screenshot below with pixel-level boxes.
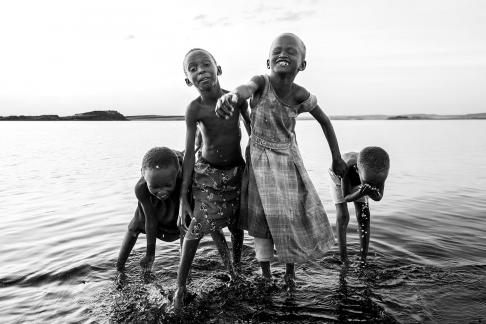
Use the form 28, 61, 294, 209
174, 236, 201, 310
254, 237, 274, 279
284, 263, 296, 291
354, 201, 370, 262
228, 226, 244, 271
210, 229, 237, 279
335, 203, 350, 262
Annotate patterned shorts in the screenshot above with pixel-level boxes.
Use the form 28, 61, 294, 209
185, 157, 244, 240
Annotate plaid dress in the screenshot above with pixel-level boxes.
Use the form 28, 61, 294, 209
240, 75, 335, 263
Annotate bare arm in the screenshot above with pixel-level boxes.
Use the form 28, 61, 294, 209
239, 98, 251, 136
215, 76, 264, 119
194, 126, 202, 153
178, 104, 198, 232
134, 182, 158, 274
310, 105, 346, 177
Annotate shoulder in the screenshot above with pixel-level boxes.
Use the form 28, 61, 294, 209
250, 75, 266, 89
292, 83, 311, 104
134, 176, 151, 201
343, 152, 358, 164
185, 98, 202, 123
186, 98, 202, 115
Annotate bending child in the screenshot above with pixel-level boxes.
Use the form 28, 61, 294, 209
329, 147, 390, 263
115, 147, 183, 287
174, 48, 250, 310
216, 33, 346, 288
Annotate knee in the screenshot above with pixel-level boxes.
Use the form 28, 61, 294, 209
127, 224, 141, 238
254, 237, 274, 262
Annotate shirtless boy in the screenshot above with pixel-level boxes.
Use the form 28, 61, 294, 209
174, 48, 250, 309
329, 146, 390, 263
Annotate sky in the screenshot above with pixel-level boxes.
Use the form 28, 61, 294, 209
1, 0, 485, 116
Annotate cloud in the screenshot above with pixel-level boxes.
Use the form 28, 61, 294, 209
193, 14, 231, 27
242, 5, 316, 24
274, 10, 315, 22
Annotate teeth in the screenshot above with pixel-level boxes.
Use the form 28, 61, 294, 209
278, 61, 289, 66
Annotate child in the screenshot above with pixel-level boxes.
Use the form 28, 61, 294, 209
115, 147, 183, 287
174, 48, 250, 310
216, 33, 347, 288
329, 147, 390, 263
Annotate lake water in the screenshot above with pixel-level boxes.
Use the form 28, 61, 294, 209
0, 120, 485, 323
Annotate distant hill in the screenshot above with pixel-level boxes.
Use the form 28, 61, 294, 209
301, 113, 486, 120
0, 110, 127, 121
386, 113, 486, 120
2, 111, 485, 121
126, 115, 184, 121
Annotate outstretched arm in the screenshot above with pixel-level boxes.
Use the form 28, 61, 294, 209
310, 105, 346, 177
215, 76, 264, 119
239, 98, 251, 136
179, 104, 198, 233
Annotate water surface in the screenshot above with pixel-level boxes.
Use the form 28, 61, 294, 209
1, 120, 485, 323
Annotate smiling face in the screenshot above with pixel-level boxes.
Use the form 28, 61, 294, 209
183, 49, 221, 91
142, 165, 178, 201
268, 33, 306, 75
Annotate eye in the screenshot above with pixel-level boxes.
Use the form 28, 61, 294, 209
287, 48, 297, 55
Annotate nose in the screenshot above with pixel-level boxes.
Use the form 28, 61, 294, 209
197, 64, 207, 74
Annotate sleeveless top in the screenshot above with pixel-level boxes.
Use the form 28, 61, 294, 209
243, 75, 335, 263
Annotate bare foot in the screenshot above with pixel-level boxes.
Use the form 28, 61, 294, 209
283, 274, 296, 292
115, 271, 127, 289
172, 287, 186, 312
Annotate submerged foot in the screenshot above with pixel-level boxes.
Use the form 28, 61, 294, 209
142, 270, 155, 284
172, 287, 187, 312
283, 274, 296, 293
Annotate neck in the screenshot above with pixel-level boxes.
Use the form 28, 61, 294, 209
199, 82, 223, 104
269, 72, 297, 91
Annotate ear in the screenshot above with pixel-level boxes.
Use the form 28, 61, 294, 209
185, 78, 192, 87
299, 60, 307, 71
217, 65, 222, 76
266, 59, 270, 69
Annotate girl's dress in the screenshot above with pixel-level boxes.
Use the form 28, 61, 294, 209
241, 75, 335, 263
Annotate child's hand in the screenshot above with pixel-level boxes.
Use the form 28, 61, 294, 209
140, 254, 154, 274
215, 93, 238, 119
332, 158, 347, 178
178, 199, 192, 233
359, 184, 372, 195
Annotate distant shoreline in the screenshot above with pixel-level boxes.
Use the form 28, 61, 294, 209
1, 110, 485, 121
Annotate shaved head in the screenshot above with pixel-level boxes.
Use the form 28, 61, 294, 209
271, 33, 307, 60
